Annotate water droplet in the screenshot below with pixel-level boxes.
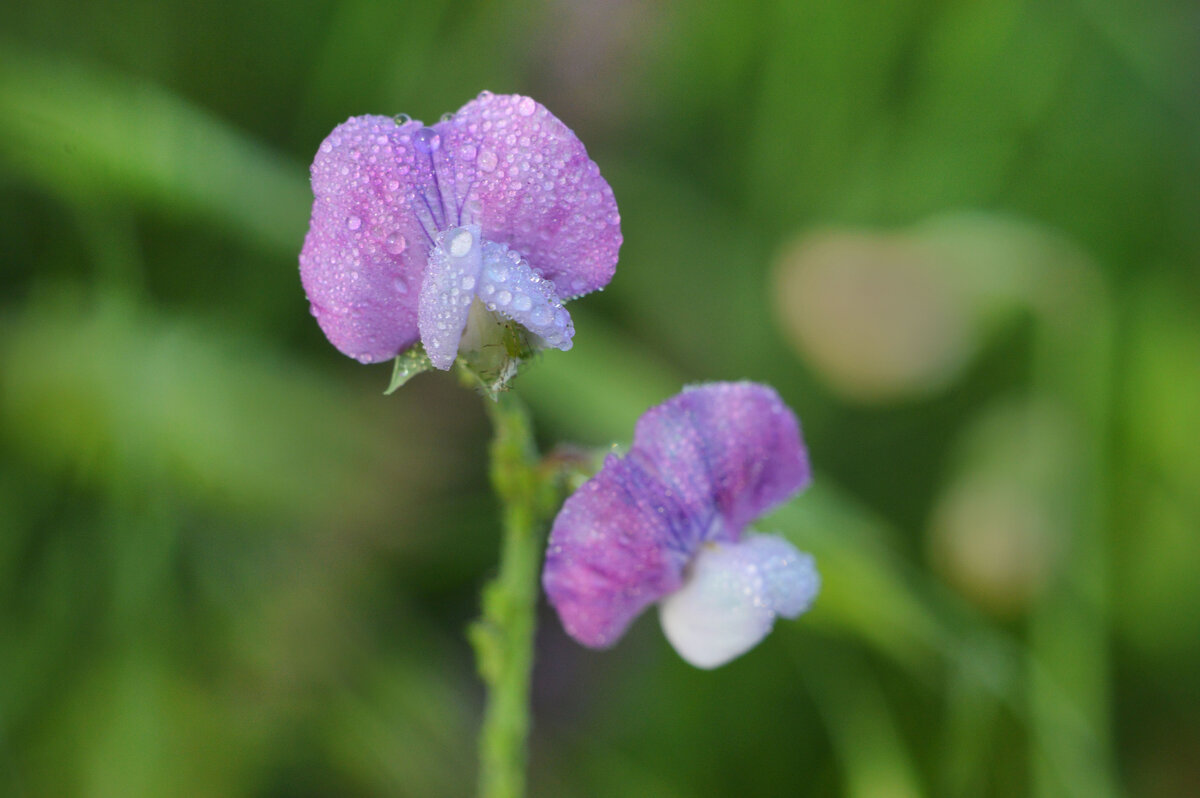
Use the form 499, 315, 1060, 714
461, 144, 477, 161
478, 90, 494, 100
387, 179, 400, 192
393, 113, 412, 125
496, 289, 512, 306
478, 150, 498, 172
517, 97, 536, 116
461, 275, 477, 290
448, 228, 474, 258
346, 215, 362, 231
414, 127, 441, 153
439, 112, 453, 122
512, 294, 532, 312
531, 306, 552, 326
386, 233, 407, 255
320, 141, 333, 154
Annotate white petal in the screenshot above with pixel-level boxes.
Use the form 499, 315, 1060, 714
658, 535, 818, 669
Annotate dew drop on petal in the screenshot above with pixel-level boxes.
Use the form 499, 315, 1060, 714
414, 127, 441, 153
517, 97, 536, 116
385, 233, 407, 255
346, 215, 362, 231
496, 289, 512, 307
440, 112, 453, 122
478, 150, 498, 172
393, 113, 411, 125
512, 293, 532, 312
461, 275, 476, 290
448, 228, 474, 257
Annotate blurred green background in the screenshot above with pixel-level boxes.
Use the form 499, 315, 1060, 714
1, 1, 1198, 796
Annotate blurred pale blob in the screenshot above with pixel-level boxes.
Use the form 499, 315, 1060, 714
930, 477, 1055, 616
774, 230, 972, 401
927, 399, 1076, 616
536, 0, 668, 134
772, 213, 1094, 403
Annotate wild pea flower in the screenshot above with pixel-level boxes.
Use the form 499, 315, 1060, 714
299, 92, 621, 378
543, 382, 819, 668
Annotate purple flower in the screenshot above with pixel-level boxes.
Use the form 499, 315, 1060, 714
543, 382, 820, 669
299, 92, 621, 371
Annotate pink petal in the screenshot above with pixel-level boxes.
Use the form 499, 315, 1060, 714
438, 93, 622, 300
299, 115, 436, 363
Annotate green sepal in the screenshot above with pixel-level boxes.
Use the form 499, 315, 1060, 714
384, 343, 435, 395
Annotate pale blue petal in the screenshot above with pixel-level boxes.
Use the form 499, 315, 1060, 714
477, 240, 574, 351
418, 225, 483, 370
657, 534, 818, 669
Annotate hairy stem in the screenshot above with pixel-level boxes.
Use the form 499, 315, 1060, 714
470, 391, 560, 798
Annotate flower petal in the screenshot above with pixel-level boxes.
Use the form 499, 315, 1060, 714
631, 382, 812, 540
542, 453, 694, 648
437, 92, 621, 299
477, 240, 574, 351
300, 115, 438, 363
658, 535, 819, 669
418, 226, 484, 370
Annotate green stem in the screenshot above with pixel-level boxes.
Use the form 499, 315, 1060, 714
470, 392, 559, 798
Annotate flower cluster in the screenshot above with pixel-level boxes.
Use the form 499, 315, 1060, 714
300, 95, 817, 670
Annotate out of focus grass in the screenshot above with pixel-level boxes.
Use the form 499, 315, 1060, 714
1, 1, 1198, 796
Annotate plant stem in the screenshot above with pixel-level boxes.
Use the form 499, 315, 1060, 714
470, 391, 558, 798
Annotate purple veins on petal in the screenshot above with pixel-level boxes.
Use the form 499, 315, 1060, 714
542, 454, 694, 648
299, 93, 621, 368
543, 382, 817, 662
631, 382, 812, 537
434, 92, 621, 300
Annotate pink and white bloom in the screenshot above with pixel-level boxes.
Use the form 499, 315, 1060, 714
543, 383, 820, 669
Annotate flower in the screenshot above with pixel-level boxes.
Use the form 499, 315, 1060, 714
543, 382, 820, 669
299, 92, 622, 373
